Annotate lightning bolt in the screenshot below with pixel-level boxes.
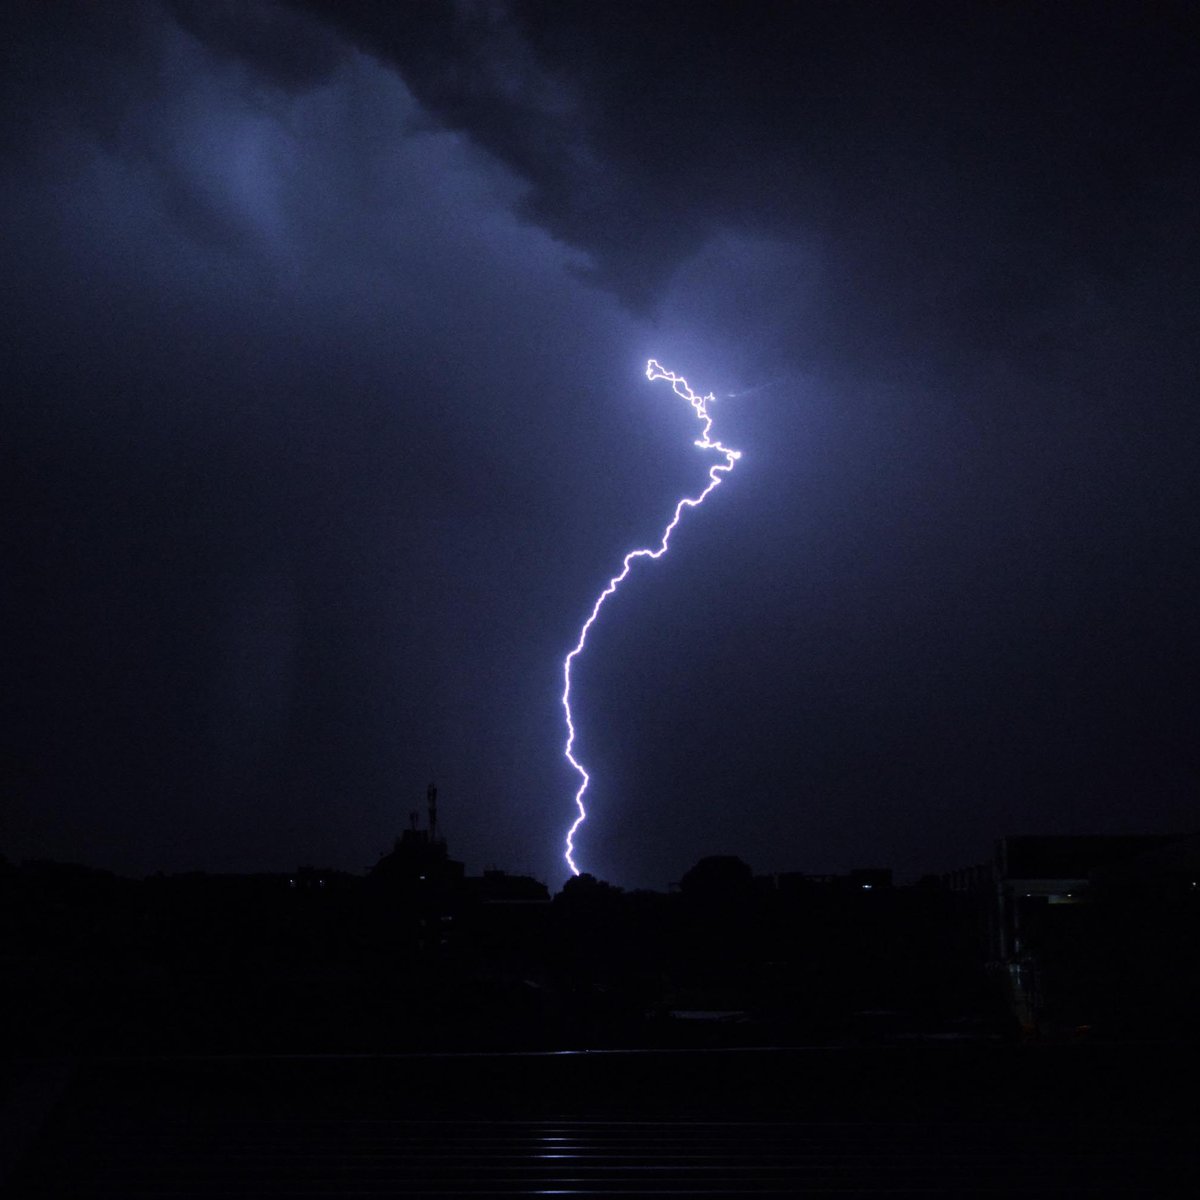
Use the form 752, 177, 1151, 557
561, 360, 742, 877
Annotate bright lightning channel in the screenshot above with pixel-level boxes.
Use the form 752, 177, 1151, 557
561, 360, 742, 877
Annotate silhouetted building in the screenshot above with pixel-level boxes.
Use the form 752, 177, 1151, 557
369, 783, 465, 894
992, 834, 1179, 961
956, 834, 1199, 1036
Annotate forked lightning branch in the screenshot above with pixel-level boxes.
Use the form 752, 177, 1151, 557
560, 361, 743, 876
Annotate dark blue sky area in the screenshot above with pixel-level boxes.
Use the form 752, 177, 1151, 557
3, 2, 1197, 889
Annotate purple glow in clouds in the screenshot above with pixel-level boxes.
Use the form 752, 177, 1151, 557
561, 361, 743, 876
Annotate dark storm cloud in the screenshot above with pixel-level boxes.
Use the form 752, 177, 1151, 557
294, 1, 1197, 348
4, 1, 1197, 890
2, 0, 649, 882
283, 0, 706, 311
168, 0, 346, 93
278, 0, 1200, 883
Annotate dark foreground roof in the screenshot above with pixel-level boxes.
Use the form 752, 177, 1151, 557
5, 1045, 1200, 1197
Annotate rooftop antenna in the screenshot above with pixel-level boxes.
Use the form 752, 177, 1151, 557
427, 782, 439, 843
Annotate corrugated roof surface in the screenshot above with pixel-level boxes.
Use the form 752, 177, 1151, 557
7, 1047, 1199, 1197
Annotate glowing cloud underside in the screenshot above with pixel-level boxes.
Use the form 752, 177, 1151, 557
561, 360, 742, 876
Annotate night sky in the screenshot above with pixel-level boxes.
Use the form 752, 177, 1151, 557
3, 1, 1197, 890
